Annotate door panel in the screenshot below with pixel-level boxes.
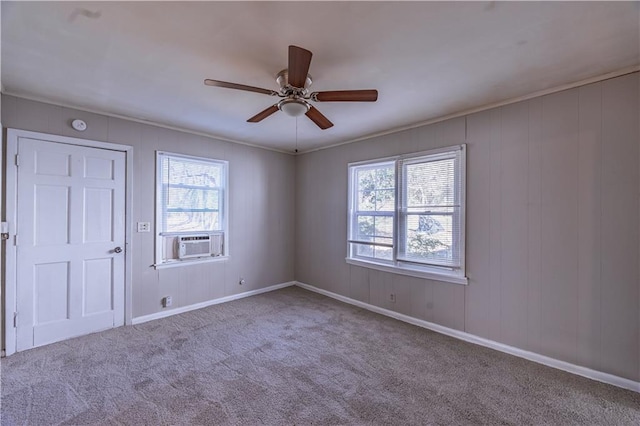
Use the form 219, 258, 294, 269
35, 185, 70, 245
34, 151, 71, 176
16, 137, 126, 351
35, 262, 70, 324
84, 187, 114, 242
84, 156, 114, 180
83, 258, 114, 315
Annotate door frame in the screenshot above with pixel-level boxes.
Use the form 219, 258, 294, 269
3, 129, 133, 356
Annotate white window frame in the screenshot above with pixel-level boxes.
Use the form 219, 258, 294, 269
347, 145, 467, 285
155, 151, 229, 268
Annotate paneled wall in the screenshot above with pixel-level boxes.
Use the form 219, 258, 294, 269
3, 73, 638, 382
2, 95, 296, 319
295, 73, 640, 381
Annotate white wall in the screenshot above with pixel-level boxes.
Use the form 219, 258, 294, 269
296, 72, 640, 382
1, 95, 296, 320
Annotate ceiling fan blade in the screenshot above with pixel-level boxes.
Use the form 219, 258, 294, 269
288, 45, 312, 88
305, 106, 334, 130
205, 79, 278, 96
247, 105, 279, 123
312, 90, 378, 102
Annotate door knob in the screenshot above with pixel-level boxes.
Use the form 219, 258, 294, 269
114, 246, 123, 254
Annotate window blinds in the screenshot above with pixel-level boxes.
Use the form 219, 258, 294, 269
397, 149, 463, 268
159, 154, 225, 233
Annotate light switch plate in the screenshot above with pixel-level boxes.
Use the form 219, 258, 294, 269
137, 222, 151, 232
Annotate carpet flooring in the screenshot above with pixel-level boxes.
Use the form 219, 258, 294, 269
1, 286, 639, 425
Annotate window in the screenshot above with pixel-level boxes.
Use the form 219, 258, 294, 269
155, 152, 228, 266
347, 145, 466, 284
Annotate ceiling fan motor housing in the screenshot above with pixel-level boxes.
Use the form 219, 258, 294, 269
276, 69, 312, 93
276, 69, 313, 117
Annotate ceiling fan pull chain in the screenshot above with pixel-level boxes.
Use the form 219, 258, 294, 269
295, 117, 299, 153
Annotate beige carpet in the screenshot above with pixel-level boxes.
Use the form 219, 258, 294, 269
1, 286, 639, 425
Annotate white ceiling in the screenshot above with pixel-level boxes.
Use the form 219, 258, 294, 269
2, 2, 639, 153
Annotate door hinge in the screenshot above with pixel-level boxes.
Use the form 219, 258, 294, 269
15, 154, 19, 167
14, 235, 18, 246
13, 312, 17, 328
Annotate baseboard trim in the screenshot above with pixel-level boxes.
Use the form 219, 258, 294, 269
294, 281, 640, 393
132, 281, 296, 325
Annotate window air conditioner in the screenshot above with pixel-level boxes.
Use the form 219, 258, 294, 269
177, 234, 223, 259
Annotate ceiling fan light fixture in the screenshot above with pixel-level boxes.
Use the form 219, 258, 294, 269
278, 98, 310, 117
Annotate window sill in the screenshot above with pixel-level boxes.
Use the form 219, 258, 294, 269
154, 256, 228, 270
345, 257, 468, 285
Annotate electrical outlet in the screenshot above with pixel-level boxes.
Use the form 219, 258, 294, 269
389, 293, 396, 303
163, 296, 172, 307
137, 222, 151, 232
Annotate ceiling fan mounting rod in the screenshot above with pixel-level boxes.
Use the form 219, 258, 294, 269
276, 69, 312, 96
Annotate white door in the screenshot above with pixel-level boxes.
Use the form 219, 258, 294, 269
16, 137, 126, 351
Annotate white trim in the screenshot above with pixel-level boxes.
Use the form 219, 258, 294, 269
132, 281, 295, 325
458, 144, 467, 277
3, 129, 134, 356
153, 255, 228, 270
294, 281, 640, 393
6, 129, 133, 152
348, 157, 398, 168
155, 151, 162, 264
0, 123, 3, 355
346, 146, 463, 169
124, 141, 134, 327
298, 66, 640, 155
4, 131, 18, 355
346, 258, 468, 285
157, 150, 227, 165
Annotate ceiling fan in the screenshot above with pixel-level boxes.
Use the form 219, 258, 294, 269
204, 45, 378, 130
